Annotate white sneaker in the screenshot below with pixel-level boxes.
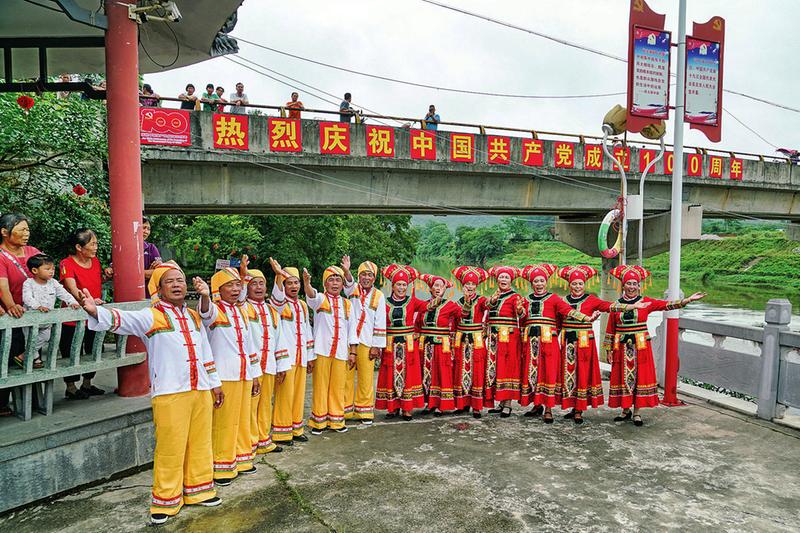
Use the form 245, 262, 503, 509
334, 426, 348, 433
361, 419, 373, 426
198, 496, 222, 507
150, 513, 169, 525
310, 428, 324, 435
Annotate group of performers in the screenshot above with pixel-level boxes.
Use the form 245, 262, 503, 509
76, 256, 704, 524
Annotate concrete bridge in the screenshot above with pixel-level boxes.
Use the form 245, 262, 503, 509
141, 112, 800, 221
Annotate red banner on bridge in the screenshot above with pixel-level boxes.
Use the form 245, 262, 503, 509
730, 158, 743, 180
554, 142, 575, 168
320, 122, 350, 155
410, 129, 436, 160
487, 135, 510, 165
584, 144, 603, 170
450, 133, 475, 163
268, 118, 302, 152
366, 125, 395, 158
708, 156, 724, 178
639, 149, 656, 173
139, 108, 191, 146
686, 153, 703, 176
613, 147, 631, 172
213, 113, 248, 150
664, 151, 674, 174
521, 139, 544, 167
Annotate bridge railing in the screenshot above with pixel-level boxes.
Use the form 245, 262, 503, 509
653, 299, 799, 420
0, 302, 149, 421
144, 96, 793, 164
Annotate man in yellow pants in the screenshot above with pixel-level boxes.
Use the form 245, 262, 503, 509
200, 267, 261, 485
83, 261, 224, 525
244, 268, 290, 454
269, 258, 313, 445
342, 257, 386, 425
303, 265, 352, 435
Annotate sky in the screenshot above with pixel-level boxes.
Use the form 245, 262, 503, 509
144, 0, 799, 157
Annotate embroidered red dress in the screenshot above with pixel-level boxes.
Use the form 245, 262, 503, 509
453, 295, 488, 410
375, 294, 427, 412
419, 298, 461, 411
485, 289, 524, 405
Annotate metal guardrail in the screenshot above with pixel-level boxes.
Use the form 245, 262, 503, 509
0, 301, 149, 421
142, 95, 794, 164
652, 299, 799, 420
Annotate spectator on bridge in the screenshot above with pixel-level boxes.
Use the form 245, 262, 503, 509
215, 86, 227, 112
201, 83, 220, 112
81, 261, 224, 525
229, 82, 249, 114
22, 254, 80, 369
339, 93, 356, 123
423, 105, 440, 131
57, 73, 73, 100
59, 228, 113, 400
142, 217, 162, 298
286, 92, 304, 119
140, 84, 160, 107
605, 265, 706, 427
0, 213, 40, 416
178, 84, 198, 110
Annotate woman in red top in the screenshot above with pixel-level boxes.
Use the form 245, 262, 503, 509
418, 274, 461, 415
557, 265, 648, 424
451, 266, 489, 418
59, 228, 113, 400
485, 265, 525, 418
0, 213, 38, 416
519, 264, 598, 423
604, 265, 705, 426
375, 264, 427, 420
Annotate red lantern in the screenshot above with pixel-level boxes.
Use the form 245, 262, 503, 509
72, 184, 87, 196
16, 95, 35, 111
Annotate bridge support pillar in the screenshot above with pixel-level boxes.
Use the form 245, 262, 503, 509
105, 1, 149, 397
757, 299, 792, 420
787, 224, 800, 242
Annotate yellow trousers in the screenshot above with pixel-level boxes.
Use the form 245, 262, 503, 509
344, 344, 376, 421
150, 389, 215, 516
212, 380, 253, 480
251, 373, 278, 454
272, 365, 307, 442
309, 356, 347, 430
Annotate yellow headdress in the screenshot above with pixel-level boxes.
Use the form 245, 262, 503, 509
322, 265, 345, 284
148, 260, 184, 303
357, 261, 378, 276
277, 266, 300, 285
247, 268, 266, 281
210, 267, 241, 302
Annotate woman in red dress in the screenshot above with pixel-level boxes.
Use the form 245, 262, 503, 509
375, 264, 427, 421
604, 265, 705, 426
485, 266, 525, 418
418, 274, 461, 415
451, 266, 489, 419
519, 264, 598, 423
557, 265, 648, 424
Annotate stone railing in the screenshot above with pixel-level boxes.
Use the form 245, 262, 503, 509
653, 299, 799, 420
0, 302, 148, 421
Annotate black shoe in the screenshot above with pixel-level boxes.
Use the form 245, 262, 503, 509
197, 496, 222, 507
269, 445, 284, 453
334, 427, 348, 433
385, 411, 397, 419
563, 410, 576, 419
65, 388, 90, 400
500, 407, 512, 418
239, 466, 257, 475
310, 429, 324, 436
214, 477, 233, 487
574, 415, 584, 425
633, 415, 644, 427
614, 411, 632, 422
361, 419, 374, 426
487, 407, 503, 414
543, 413, 554, 424
472, 411, 482, 419
524, 406, 544, 417
293, 434, 309, 442
433, 410, 443, 417
421, 408, 432, 415
278, 439, 293, 447
402, 415, 413, 421
150, 513, 169, 525
80, 385, 105, 396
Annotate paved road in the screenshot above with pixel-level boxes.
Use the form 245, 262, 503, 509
3, 394, 799, 532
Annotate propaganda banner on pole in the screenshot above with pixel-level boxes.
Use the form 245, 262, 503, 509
686, 16, 725, 142
139, 108, 191, 146
626, 0, 667, 134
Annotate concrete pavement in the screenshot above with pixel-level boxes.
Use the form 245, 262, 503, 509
2, 391, 799, 532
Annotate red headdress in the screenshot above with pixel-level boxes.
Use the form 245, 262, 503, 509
521, 264, 558, 283
609, 264, 651, 284
451, 266, 489, 286
382, 264, 419, 285
558, 265, 598, 283
488, 265, 520, 281
420, 273, 453, 290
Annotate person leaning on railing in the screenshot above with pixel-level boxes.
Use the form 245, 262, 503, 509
58, 228, 113, 400
0, 213, 41, 417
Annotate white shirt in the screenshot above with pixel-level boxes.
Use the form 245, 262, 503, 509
246, 299, 291, 375
344, 282, 387, 348
200, 300, 262, 381
88, 303, 222, 397
22, 278, 77, 310
271, 283, 314, 367
306, 291, 351, 361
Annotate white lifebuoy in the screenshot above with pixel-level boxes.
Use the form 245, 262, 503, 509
598, 209, 622, 259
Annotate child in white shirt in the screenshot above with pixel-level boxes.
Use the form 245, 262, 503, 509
21, 254, 80, 368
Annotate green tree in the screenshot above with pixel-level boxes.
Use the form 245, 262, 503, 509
168, 215, 263, 272
416, 220, 455, 259
454, 225, 510, 267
